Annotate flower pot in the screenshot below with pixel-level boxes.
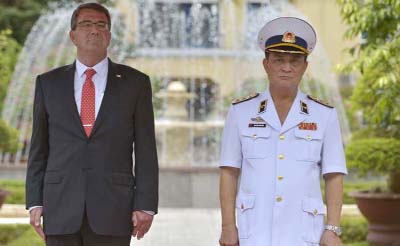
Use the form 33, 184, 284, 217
0, 189, 11, 209
350, 191, 400, 246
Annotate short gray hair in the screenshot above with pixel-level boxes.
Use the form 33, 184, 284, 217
70, 2, 111, 31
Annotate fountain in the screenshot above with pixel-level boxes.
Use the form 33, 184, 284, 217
1, 0, 351, 171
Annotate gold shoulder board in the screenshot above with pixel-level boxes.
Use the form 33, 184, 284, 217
232, 93, 260, 105
307, 95, 334, 108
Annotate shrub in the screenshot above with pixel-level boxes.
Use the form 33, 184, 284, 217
0, 119, 19, 154
345, 138, 400, 193
341, 215, 368, 243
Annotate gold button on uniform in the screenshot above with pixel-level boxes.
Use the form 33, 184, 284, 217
313, 209, 318, 216
278, 154, 284, 160
306, 135, 312, 141
276, 196, 283, 202
252, 134, 257, 139
279, 135, 285, 140
278, 176, 284, 180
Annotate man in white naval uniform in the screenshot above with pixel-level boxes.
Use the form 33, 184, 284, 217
219, 17, 347, 246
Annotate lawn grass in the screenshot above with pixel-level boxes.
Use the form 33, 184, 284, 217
0, 224, 30, 246
7, 227, 44, 246
0, 180, 25, 205
1, 179, 387, 205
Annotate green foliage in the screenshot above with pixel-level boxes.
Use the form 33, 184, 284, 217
321, 180, 385, 204
0, 224, 30, 245
150, 77, 164, 117
346, 138, 400, 176
345, 138, 400, 192
0, 29, 20, 113
0, 119, 19, 154
337, 0, 400, 137
6, 227, 44, 246
341, 215, 368, 244
0, 180, 25, 205
0, 0, 113, 44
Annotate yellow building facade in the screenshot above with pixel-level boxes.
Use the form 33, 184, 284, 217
117, 0, 354, 98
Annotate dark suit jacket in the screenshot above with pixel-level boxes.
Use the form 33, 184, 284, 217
25, 59, 159, 236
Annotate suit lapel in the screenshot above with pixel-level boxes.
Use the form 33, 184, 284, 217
90, 59, 118, 137
64, 62, 87, 138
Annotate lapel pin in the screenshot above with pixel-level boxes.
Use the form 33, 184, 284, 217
116, 74, 122, 78
258, 100, 267, 114
300, 101, 309, 114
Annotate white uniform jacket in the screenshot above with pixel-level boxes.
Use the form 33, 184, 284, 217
220, 89, 347, 246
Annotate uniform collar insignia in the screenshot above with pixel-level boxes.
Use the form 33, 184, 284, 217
258, 99, 267, 114
300, 100, 309, 114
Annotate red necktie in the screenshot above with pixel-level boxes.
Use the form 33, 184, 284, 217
80, 68, 96, 137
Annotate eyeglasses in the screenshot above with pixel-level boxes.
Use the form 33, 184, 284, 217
76, 20, 109, 31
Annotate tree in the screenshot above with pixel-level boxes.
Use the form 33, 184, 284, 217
0, 118, 18, 153
339, 0, 400, 194
0, 29, 20, 113
0, 29, 19, 154
337, 0, 400, 137
0, 0, 112, 44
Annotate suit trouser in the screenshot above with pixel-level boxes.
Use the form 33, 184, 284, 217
46, 211, 131, 246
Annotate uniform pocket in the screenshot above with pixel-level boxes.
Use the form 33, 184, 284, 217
294, 129, 323, 163
301, 197, 326, 243
240, 127, 272, 159
236, 193, 256, 239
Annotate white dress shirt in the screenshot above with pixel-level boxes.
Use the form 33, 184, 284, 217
74, 57, 108, 118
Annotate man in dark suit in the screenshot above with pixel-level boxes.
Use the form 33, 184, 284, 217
25, 3, 159, 246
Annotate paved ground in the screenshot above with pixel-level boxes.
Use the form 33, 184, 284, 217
0, 204, 360, 246
133, 208, 221, 246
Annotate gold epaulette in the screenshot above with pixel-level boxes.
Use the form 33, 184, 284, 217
307, 95, 334, 108
232, 92, 259, 105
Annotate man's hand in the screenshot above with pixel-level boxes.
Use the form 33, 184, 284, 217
132, 210, 153, 240
29, 207, 45, 241
320, 230, 341, 246
219, 225, 239, 246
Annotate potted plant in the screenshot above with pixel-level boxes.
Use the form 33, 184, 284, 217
346, 137, 400, 245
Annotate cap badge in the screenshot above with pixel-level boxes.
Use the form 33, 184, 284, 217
282, 31, 296, 43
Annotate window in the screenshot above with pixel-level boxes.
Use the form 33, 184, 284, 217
137, 1, 219, 48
